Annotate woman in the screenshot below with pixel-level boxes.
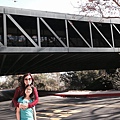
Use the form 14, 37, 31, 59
16, 84, 37, 120
12, 73, 38, 109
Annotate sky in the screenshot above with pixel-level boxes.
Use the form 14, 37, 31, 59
0, 76, 6, 82
0, 0, 81, 14
0, 0, 120, 18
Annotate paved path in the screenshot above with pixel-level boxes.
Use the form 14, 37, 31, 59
1, 95, 120, 120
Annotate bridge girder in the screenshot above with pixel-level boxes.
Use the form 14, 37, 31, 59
0, 6, 120, 75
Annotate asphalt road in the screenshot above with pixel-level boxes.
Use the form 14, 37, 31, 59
1, 96, 120, 120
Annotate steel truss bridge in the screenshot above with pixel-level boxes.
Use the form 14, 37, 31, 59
0, 6, 120, 76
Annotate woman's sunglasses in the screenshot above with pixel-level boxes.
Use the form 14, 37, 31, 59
24, 78, 32, 81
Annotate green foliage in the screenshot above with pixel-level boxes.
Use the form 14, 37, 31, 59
1, 69, 120, 91
86, 77, 113, 90
60, 70, 115, 91
0, 75, 19, 89
0, 73, 62, 91
33, 73, 61, 91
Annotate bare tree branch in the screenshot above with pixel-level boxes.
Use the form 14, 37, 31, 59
73, 0, 120, 18
113, 0, 120, 6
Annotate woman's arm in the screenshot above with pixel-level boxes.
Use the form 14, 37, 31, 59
16, 107, 20, 120
28, 87, 39, 108
12, 87, 21, 108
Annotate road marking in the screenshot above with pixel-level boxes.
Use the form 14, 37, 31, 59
36, 109, 82, 119
50, 118, 62, 120
59, 113, 72, 117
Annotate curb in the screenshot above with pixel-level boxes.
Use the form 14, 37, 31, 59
54, 91, 120, 98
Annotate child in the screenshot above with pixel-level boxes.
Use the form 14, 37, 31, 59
16, 84, 37, 120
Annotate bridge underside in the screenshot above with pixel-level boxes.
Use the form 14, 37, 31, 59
0, 7, 120, 75
0, 52, 120, 76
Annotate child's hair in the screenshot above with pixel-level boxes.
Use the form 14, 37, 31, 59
23, 84, 34, 100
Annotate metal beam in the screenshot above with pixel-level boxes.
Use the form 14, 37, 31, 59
5, 54, 23, 74
40, 17, 66, 47
37, 17, 41, 47
0, 54, 6, 74
89, 22, 93, 47
0, 47, 119, 53
113, 24, 120, 35
110, 24, 115, 48
3, 13, 7, 46
13, 54, 40, 73
65, 20, 69, 47
7, 14, 38, 47
68, 20, 91, 48
92, 22, 112, 48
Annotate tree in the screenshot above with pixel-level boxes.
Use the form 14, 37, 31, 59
72, 0, 120, 17
60, 70, 115, 91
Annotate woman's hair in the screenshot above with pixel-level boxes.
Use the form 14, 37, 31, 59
23, 84, 34, 100
21, 73, 34, 89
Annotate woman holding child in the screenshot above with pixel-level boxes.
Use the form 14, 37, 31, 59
13, 73, 38, 109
